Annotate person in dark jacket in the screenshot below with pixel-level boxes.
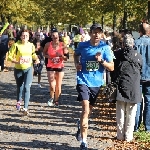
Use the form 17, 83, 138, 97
0, 31, 9, 71
114, 34, 142, 142
33, 32, 44, 88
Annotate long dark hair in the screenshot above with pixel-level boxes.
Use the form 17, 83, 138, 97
112, 36, 121, 51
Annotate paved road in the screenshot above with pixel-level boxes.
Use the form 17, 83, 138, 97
0, 58, 114, 150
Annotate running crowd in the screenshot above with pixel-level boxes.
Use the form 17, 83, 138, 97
0, 22, 150, 150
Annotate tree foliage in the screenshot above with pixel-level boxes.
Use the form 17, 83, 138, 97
0, 0, 148, 30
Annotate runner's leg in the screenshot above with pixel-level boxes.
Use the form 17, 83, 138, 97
47, 71, 56, 99
14, 68, 24, 102
38, 63, 43, 85
54, 71, 64, 102
80, 100, 90, 143
23, 67, 33, 110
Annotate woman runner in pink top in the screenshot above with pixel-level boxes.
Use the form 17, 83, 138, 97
43, 28, 69, 107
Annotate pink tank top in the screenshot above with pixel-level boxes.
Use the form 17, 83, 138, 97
47, 42, 64, 68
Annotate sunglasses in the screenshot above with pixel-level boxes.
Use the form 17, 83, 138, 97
36, 35, 40, 36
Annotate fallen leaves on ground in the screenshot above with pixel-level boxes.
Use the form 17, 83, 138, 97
92, 90, 150, 150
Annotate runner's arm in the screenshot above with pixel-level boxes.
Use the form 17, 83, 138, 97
101, 61, 114, 71
73, 42, 81, 66
100, 46, 114, 71
43, 42, 51, 59
8, 44, 19, 64
73, 52, 81, 66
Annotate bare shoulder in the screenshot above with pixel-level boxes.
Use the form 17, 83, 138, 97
45, 42, 50, 47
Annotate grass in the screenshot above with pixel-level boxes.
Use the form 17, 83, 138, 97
134, 123, 150, 142
134, 123, 150, 149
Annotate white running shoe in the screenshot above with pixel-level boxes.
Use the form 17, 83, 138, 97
38, 84, 41, 88
47, 98, 54, 106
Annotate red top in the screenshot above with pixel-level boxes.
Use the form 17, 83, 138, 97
47, 42, 64, 68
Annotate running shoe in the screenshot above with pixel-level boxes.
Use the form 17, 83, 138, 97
16, 101, 21, 111
37, 84, 41, 88
80, 142, 88, 150
20, 108, 29, 116
47, 98, 54, 106
53, 101, 59, 108
76, 120, 82, 141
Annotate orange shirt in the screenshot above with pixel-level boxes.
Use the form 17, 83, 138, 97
47, 42, 64, 68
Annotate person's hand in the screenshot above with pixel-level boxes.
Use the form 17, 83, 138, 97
35, 59, 40, 64
37, 55, 41, 59
75, 63, 82, 71
95, 52, 102, 62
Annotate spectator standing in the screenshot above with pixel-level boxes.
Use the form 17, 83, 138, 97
73, 31, 82, 49
0, 30, 9, 72
114, 34, 142, 142
134, 22, 150, 132
62, 32, 71, 47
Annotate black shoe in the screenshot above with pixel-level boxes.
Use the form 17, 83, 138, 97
76, 120, 81, 141
80, 142, 88, 150
33, 71, 38, 76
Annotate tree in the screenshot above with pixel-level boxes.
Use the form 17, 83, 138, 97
0, 0, 148, 30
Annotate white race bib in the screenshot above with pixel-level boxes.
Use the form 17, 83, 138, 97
51, 57, 60, 64
20, 56, 32, 64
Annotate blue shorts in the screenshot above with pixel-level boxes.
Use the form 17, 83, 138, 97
76, 84, 100, 106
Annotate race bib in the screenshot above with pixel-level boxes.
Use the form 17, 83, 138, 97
51, 57, 60, 64
20, 56, 32, 64
86, 61, 99, 71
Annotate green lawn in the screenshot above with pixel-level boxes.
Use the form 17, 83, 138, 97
134, 123, 150, 149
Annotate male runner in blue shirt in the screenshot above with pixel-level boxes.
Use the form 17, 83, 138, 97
74, 23, 114, 150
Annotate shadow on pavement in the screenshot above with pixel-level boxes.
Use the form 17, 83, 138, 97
0, 140, 80, 150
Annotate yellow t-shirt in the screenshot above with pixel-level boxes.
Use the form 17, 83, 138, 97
8, 41, 37, 69
73, 34, 81, 42
62, 36, 70, 45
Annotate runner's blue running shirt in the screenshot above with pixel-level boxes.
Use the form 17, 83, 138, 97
75, 41, 113, 87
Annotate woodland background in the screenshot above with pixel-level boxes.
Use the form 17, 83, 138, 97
0, 0, 147, 30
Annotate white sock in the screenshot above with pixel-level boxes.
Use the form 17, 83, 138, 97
82, 138, 87, 144
23, 108, 27, 111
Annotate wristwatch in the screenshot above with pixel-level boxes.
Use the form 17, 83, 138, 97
99, 59, 104, 64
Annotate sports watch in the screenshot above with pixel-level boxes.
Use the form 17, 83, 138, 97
99, 59, 104, 64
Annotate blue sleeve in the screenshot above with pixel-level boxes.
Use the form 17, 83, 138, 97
74, 42, 81, 55
134, 39, 141, 53
103, 46, 114, 62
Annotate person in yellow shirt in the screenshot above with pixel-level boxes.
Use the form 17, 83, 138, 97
8, 29, 40, 115
62, 32, 71, 47
73, 32, 82, 49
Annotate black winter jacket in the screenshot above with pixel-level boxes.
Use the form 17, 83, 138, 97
114, 46, 142, 103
